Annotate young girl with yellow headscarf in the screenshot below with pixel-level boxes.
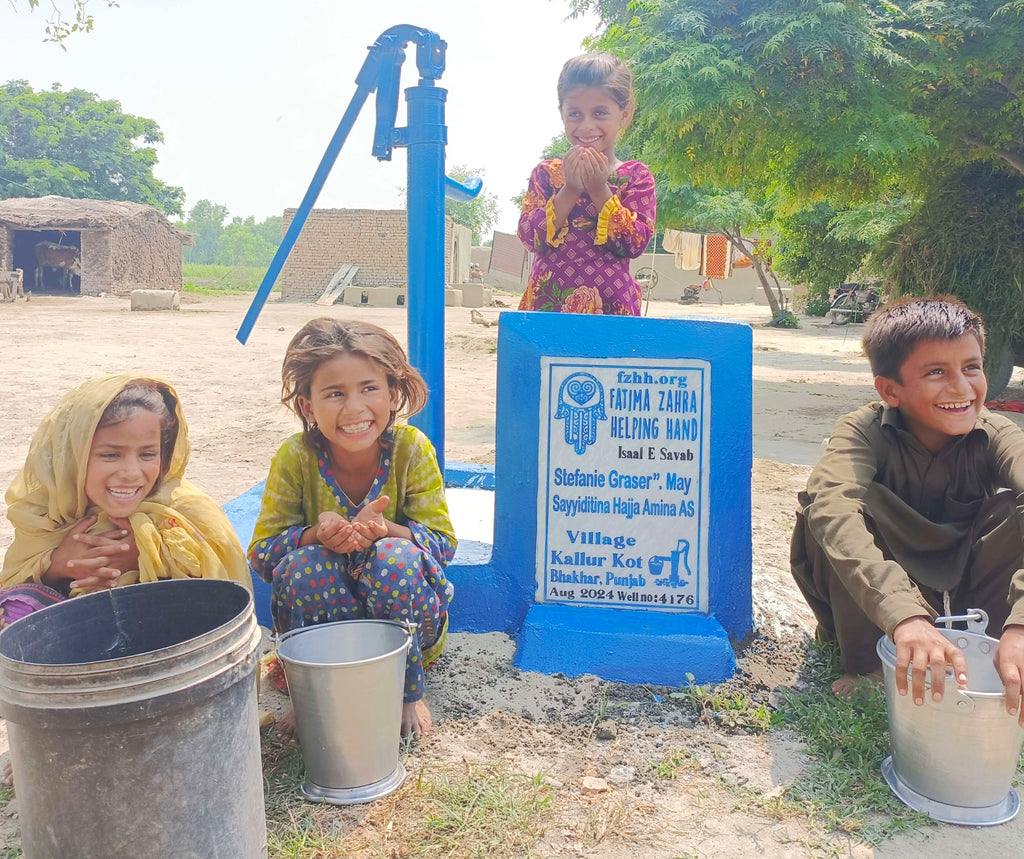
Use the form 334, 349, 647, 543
1, 374, 250, 622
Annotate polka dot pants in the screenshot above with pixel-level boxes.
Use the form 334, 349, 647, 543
270, 539, 446, 702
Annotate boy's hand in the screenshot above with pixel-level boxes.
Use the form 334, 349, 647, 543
892, 616, 969, 706
995, 625, 1024, 726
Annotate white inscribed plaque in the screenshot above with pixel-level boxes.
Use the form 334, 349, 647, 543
536, 357, 711, 613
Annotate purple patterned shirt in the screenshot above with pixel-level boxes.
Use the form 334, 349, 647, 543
517, 158, 656, 316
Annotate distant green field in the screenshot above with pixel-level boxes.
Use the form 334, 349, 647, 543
182, 264, 276, 295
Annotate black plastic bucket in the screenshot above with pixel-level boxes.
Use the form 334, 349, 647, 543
0, 579, 266, 859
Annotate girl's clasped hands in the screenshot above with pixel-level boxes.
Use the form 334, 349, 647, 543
308, 495, 390, 554
562, 144, 611, 201
47, 515, 140, 594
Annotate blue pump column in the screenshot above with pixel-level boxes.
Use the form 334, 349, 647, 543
404, 83, 448, 467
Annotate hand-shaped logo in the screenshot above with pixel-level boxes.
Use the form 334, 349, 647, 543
555, 373, 606, 454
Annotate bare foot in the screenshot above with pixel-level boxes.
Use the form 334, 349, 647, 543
276, 707, 298, 743
401, 700, 432, 737
831, 670, 883, 699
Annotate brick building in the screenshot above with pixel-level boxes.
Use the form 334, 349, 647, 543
277, 208, 471, 301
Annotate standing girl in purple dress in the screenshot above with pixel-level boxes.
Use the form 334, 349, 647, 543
518, 52, 656, 316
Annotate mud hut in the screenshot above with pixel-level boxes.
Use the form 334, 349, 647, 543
0, 196, 192, 296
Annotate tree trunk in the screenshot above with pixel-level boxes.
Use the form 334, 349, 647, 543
720, 227, 781, 316
766, 268, 788, 310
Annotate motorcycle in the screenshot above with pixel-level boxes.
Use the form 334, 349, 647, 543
679, 278, 723, 305
829, 282, 881, 325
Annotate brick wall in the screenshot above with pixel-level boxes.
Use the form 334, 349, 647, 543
280, 209, 407, 300
279, 208, 460, 301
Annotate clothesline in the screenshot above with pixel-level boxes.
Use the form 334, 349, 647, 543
655, 229, 745, 279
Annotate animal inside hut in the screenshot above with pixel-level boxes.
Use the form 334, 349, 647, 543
33, 242, 80, 291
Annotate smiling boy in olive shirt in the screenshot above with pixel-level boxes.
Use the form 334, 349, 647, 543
791, 296, 1024, 721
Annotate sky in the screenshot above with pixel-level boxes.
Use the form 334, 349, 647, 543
2, 0, 599, 234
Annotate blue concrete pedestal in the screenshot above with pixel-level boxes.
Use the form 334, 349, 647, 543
515, 603, 737, 685
496, 312, 752, 686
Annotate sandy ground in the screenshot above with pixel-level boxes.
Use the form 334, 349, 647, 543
1, 292, 1024, 857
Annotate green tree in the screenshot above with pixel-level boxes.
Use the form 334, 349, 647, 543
890, 1, 1024, 181
179, 206, 282, 266
577, 0, 935, 212
0, 80, 184, 214
661, 183, 787, 314
578, 0, 1024, 197
774, 203, 873, 303
578, 0, 1024, 318
215, 216, 279, 266
878, 162, 1024, 369
181, 199, 228, 264
253, 215, 283, 248
444, 164, 500, 245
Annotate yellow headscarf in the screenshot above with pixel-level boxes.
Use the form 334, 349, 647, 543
2, 374, 251, 592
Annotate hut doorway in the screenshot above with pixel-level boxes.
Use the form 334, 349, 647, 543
13, 229, 82, 294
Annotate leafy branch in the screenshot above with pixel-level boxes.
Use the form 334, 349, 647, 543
13, 0, 119, 46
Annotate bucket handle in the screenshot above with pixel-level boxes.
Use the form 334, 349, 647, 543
919, 688, 979, 715
934, 608, 989, 636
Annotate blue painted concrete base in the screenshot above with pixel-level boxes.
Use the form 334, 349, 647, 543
514, 603, 737, 686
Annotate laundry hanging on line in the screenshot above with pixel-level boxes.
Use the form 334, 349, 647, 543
701, 234, 732, 279
661, 229, 702, 270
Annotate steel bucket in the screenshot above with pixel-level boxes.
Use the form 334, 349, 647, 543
877, 610, 1024, 825
277, 619, 412, 804
0, 579, 266, 859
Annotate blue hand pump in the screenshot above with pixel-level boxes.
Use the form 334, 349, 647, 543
236, 25, 482, 467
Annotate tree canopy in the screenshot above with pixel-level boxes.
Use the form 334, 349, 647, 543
178, 200, 282, 266
577, 0, 1024, 209
879, 161, 1024, 357
772, 202, 873, 299
575, 0, 1024, 331
0, 80, 185, 215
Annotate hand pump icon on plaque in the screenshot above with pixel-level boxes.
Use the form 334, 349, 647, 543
649, 540, 693, 588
